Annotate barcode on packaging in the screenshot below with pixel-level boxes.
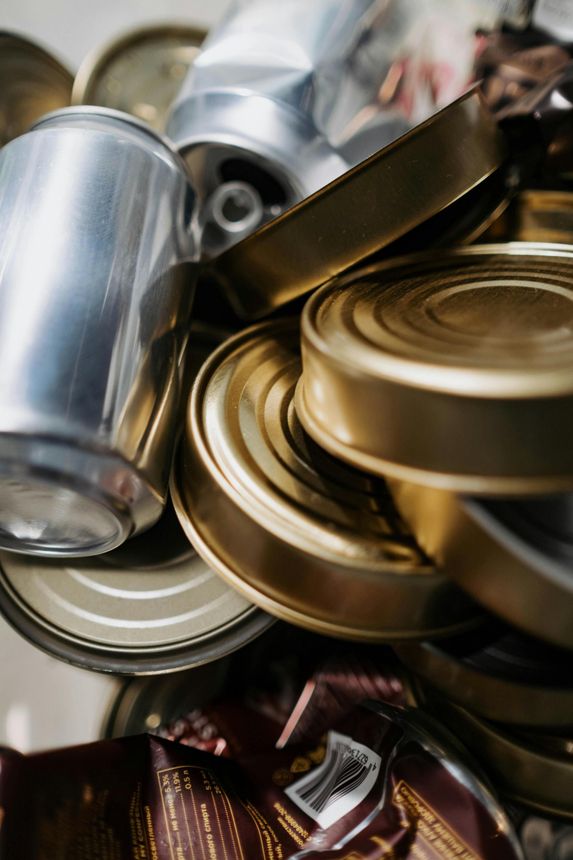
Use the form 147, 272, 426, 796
285, 731, 381, 830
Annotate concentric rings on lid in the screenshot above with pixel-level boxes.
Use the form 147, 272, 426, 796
72, 24, 206, 132
299, 243, 573, 495
0, 502, 272, 675
172, 319, 479, 641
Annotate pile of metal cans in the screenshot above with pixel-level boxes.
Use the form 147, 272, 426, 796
1, 1, 573, 856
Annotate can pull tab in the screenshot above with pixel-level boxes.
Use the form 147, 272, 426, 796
499, 62, 573, 183
199, 181, 265, 258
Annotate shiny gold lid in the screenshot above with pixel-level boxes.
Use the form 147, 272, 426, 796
299, 243, 573, 495
483, 189, 573, 244
210, 89, 505, 319
72, 24, 205, 132
172, 319, 479, 641
0, 32, 73, 146
428, 696, 573, 820
389, 478, 573, 651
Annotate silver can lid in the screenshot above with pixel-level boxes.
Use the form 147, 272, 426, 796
0, 505, 273, 674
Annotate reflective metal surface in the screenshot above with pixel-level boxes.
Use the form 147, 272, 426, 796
0, 107, 197, 556
389, 478, 573, 651
72, 24, 206, 132
397, 623, 573, 728
173, 320, 479, 641
484, 190, 573, 244
299, 244, 573, 495
431, 696, 573, 820
0, 32, 73, 146
0, 502, 271, 674
210, 90, 505, 318
167, 0, 483, 258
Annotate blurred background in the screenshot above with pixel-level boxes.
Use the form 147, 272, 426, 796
2, 0, 229, 69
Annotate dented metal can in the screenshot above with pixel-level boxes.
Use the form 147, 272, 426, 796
166, 0, 485, 258
0, 107, 197, 557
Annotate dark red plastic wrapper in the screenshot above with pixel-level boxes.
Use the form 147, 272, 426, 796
0, 702, 521, 860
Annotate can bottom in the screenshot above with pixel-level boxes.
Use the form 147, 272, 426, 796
0, 473, 129, 557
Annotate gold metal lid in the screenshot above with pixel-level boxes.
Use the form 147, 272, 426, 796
396, 623, 573, 728
0, 32, 73, 146
483, 189, 573, 244
429, 696, 573, 820
72, 24, 206, 132
298, 243, 573, 496
388, 478, 573, 651
210, 89, 505, 319
172, 319, 480, 641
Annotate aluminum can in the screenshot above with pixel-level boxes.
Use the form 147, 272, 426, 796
0, 107, 197, 557
167, 0, 481, 257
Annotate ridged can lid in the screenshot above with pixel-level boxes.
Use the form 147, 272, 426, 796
299, 243, 573, 495
72, 24, 206, 132
173, 318, 480, 641
0, 496, 273, 675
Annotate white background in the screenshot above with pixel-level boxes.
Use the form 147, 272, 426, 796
2, 0, 231, 69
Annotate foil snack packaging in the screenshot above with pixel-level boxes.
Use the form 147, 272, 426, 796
0, 702, 522, 859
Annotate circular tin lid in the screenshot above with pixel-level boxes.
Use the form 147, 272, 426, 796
0, 503, 272, 675
172, 319, 480, 641
0, 32, 73, 146
210, 89, 506, 319
72, 24, 206, 132
388, 478, 573, 650
429, 696, 573, 820
484, 189, 573, 244
298, 243, 573, 496
396, 622, 573, 728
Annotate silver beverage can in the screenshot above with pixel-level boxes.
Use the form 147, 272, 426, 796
0, 107, 197, 557
167, 0, 481, 257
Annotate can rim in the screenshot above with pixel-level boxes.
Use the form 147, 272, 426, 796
0, 557, 273, 676
72, 22, 207, 108
31, 105, 192, 176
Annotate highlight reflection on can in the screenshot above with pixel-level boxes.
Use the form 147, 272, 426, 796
0, 107, 197, 558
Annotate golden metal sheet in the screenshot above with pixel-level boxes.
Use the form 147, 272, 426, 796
298, 243, 573, 496
483, 189, 573, 244
172, 319, 480, 641
210, 89, 505, 319
72, 24, 205, 132
0, 32, 73, 146
396, 624, 573, 728
428, 697, 573, 820
388, 477, 573, 651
